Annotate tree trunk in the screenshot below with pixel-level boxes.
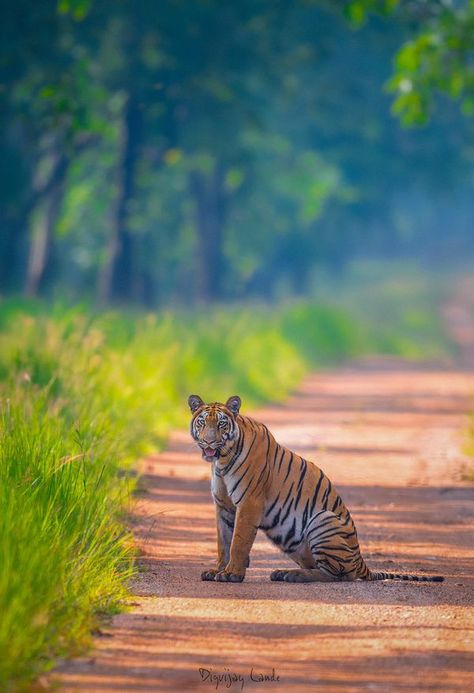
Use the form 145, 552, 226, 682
189, 161, 227, 303
98, 93, 142, 304
24, 152, 69, 297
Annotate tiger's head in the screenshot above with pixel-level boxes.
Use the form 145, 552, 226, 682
188, 395, 241, 462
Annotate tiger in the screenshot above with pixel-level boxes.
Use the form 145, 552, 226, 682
188, 394, 444, 584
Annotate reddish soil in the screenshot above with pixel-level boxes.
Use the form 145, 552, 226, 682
54, 294, 474, 692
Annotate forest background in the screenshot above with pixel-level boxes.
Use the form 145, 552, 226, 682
2, 0, 474, 304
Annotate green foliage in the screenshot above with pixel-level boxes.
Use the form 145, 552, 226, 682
314, 261, 453, 360
389, 1, 474, 124
281, 304, 369, 362
344, 0, 400, 26
348, 0, 474, 124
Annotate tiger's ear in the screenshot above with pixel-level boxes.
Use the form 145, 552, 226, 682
225, 395, 241, 416
188, 394, 204, 413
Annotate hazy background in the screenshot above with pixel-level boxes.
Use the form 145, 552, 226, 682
1, 0, 473, 307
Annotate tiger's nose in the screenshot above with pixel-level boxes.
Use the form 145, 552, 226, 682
202, 437, 217, 445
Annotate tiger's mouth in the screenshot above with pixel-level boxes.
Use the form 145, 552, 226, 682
201, 446, 220, 462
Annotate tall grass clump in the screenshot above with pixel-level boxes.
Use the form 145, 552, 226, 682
0, 284, 452, 689
0, 320, 136, 690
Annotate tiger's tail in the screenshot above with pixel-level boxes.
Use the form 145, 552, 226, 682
368, 570, 444, 582
357, 558, 444, 582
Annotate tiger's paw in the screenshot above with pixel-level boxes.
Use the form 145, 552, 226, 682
215, 570, 245, 583
201, 569, 219, 581
270, 569, 288, 582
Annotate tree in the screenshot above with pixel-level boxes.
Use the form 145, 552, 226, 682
346, 0, 474, 124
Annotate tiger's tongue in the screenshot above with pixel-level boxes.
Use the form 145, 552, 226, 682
204, 447, 215, 457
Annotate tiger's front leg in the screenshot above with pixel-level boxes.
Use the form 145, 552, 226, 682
216, 499, 263, 583
201, 503, 235, 581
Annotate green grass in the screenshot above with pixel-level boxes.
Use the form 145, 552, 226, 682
312, 260, 453, 361
0, 279, 452, 690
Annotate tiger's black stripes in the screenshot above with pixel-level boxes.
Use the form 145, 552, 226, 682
301, 499, 310, 530
189, 395, 444, 584
233, 475, 255, 505
229, 460, 253, 495
369, 572, 444, 582
277, 448, 286, 473
310, 471, 324, 515
265, 492, 281, 518
283, 453, 294, 483
279, 498, 294, 526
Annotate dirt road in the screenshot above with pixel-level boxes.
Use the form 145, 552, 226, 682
55, 316, 474, 692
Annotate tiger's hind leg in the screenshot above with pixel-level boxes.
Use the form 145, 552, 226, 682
270, 510, 362, 583
305, 509, 362, 581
